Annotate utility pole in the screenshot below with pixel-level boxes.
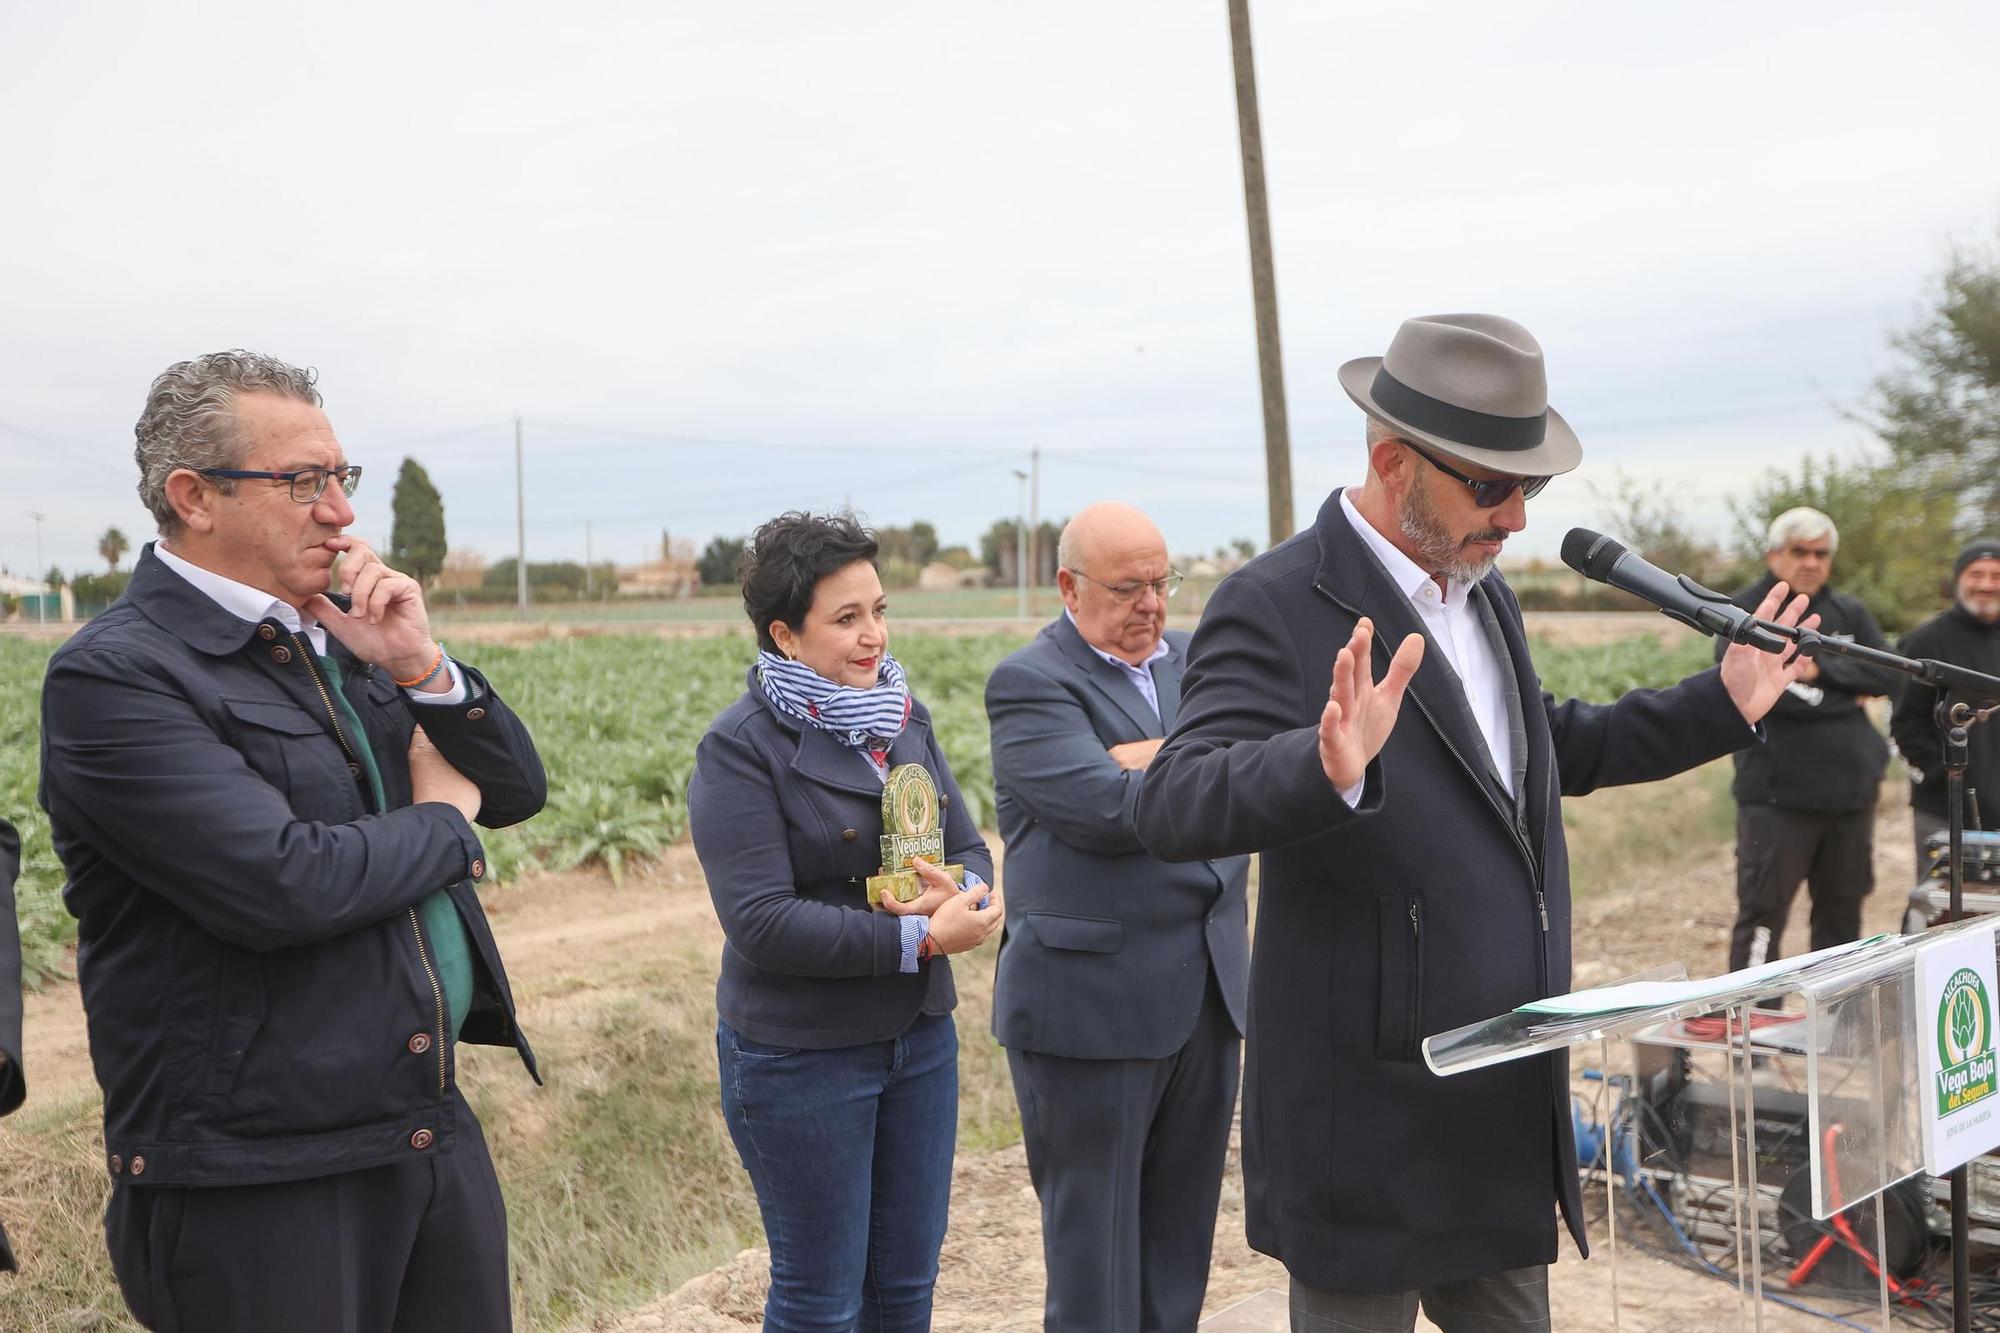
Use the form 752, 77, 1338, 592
584, 521, 594, 598
1027, 446, 1041, 598
26, 509, 45, 626
514, 415, 529, 616
1227, 0, 1295, 545
1012, 469, 1030, 619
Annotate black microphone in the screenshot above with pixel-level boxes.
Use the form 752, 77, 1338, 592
1560, 529, 1790, 653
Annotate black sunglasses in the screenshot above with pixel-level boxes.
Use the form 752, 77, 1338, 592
1402, 441, 1549, 508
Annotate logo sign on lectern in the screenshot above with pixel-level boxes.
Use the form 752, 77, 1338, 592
1918, 922, 2000, 1173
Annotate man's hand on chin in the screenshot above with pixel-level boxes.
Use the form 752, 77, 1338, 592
306, 537, 441, 684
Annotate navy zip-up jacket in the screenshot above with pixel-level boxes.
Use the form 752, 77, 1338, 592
39, 547, 546, 1188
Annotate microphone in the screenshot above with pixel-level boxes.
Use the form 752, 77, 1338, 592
1560, 529, 1790, 654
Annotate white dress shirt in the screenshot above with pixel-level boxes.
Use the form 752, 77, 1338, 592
1064, 608, 1170, 719
1336, 489, 1513, 801
154, 542, 467, 703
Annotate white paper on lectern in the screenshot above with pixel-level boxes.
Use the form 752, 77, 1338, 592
1917, 921, 2000, 1174
1515, 934, 1890, 1017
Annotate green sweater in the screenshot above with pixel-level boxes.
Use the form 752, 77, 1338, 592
319, 653, 475, 1036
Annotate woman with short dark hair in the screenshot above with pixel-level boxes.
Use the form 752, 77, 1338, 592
688, 510, 1003, 1332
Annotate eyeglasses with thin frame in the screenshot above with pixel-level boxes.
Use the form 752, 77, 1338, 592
1067, 568, 1184, 603
196, 465, 364, 504
1401, 440, 1548, 509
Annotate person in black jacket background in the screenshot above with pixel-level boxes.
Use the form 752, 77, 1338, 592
1890, 539, 2000, 871
40, 352, 546, 1332
1722, 507, 1899, 974
0, 817, 25, 1273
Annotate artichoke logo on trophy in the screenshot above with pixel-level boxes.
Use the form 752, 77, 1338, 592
866, 764, 964, 906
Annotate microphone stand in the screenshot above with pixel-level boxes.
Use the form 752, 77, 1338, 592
1753, 622, 2000, 1331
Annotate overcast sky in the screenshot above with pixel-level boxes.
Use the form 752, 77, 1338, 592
2, 1, 1996, 579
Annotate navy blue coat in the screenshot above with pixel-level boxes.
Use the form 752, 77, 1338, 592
689, 679, 993, 1049
39, 547, 546, 1188
0, 817, 18, 1270
987, 617, 1249, 1059
0, 818, 22, 1120
1137, 490, 1755, 1292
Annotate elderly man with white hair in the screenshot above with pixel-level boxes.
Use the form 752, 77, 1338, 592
1721, 506, 1899, 977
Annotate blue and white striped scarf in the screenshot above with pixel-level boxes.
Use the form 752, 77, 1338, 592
755, 650, 912, 749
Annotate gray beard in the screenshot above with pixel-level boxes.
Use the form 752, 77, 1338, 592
1398, 473, 1504, 585
1960, 595, 2000, 625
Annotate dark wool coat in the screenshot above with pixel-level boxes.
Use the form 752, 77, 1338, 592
0, 818, 18, 1270
0, 818, 22, 1119
1136, 490, 1757, 1292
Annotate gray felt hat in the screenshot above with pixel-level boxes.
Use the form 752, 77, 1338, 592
1338, 313, 1583, 476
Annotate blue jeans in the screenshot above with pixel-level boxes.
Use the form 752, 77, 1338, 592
717, 1012, 958, 1332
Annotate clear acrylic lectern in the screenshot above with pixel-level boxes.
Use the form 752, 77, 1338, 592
1422, 915, 2000, 1331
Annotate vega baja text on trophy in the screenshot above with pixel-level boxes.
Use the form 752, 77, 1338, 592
866, 764, 964, 906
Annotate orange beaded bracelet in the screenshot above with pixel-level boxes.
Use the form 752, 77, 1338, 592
393, 644, 446, 689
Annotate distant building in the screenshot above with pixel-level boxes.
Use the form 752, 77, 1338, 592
917, 561, 985, 591
617, 555, 700, 598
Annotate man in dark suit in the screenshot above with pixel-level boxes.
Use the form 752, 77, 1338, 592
40, 351, 546, 1332
987, 502, 1251, 1333
1137, 314, 1813, 1332
0, 817, 25, 1272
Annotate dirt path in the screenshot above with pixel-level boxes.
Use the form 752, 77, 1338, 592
11, 799, 1926, 1331
604, 802, 1927, 1333
13, 846, 722, 1109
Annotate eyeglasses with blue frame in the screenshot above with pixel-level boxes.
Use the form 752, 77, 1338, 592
195, 465, 363, 504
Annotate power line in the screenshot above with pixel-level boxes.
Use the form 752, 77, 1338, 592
1576, 398, 1841, 434
523, 418, 1020, 460
373, 419, 518, 453
534, 455, 1019, 527
0, 418, 130, 475
1052, 454, 1261, 487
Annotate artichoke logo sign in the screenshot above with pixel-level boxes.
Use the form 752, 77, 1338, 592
1936, 967, 1999, 1118
865, 764, 965, 906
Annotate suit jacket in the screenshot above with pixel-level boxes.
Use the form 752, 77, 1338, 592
986, 617, 1250, 1060
689, 677, 994, 1050
1136, 489, 1756, 1293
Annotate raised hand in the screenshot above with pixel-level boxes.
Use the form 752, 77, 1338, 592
1319, 618, 1426, 793
305, 537, 441, 686
1720, 580, 1820, 725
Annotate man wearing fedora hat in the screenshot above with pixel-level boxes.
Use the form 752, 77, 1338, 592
1139, 314, 1813, 1330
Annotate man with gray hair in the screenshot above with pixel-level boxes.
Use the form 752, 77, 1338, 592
1722, 507, 1898, 975
40, 350, 545, 1330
